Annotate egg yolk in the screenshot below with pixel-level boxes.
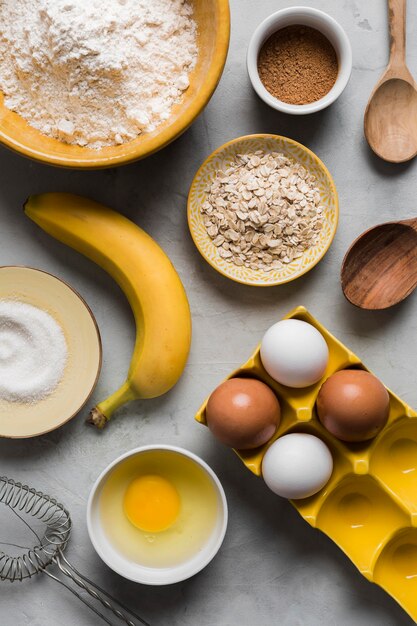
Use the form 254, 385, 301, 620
123, 475, 180, 533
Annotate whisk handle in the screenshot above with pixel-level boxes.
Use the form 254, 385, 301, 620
52, 551, 150, 626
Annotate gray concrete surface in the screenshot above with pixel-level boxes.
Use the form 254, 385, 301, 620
0, 1, 416, 624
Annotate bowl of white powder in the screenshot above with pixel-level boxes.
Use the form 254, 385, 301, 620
0, 267, 102, 438
0, 0, 230, 168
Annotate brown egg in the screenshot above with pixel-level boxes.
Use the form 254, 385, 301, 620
316, 369, 390, 442
206, 377, 281, 450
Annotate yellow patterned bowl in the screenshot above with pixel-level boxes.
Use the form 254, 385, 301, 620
0, 0, 230, 169
188, 134, 339, 286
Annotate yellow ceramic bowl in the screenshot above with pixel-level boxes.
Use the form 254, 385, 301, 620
0, 1, 230, 169
0, 267, 102, 438
196, 306, 417, 622
188, 134, 339, 287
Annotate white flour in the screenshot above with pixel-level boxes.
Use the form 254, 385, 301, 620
0, 0, 197, 148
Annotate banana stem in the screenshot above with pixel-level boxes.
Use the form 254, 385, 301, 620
88, 382, 136, 429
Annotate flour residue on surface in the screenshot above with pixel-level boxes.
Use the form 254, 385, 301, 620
0, 301, 68, 404
0, 0, 198, 148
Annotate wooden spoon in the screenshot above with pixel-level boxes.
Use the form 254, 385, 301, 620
364, 0, 417, 163
341, 218, 417, 310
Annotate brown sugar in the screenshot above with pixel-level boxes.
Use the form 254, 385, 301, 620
257, 25, 338, 105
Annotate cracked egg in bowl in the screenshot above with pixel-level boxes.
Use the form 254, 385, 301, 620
87, 445, 228, 585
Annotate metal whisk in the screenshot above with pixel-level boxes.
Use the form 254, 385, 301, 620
0, 476, 150, 626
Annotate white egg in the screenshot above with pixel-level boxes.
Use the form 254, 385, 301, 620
260, 319, 329, 388
262, 433, 333, 499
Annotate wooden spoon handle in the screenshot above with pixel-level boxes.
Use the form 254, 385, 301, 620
389, 0, 406, 68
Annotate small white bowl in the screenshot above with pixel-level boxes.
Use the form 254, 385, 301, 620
87, 445, 228, 585
247, 6, 352, 115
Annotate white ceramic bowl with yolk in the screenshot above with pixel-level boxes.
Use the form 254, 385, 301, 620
87, 445, 228, 585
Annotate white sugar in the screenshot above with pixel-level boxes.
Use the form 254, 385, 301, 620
0, 301, 68, 404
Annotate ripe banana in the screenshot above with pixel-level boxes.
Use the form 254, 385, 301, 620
25, 193, 192, 429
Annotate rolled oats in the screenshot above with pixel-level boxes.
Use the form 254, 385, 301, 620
201, 150, 324, 271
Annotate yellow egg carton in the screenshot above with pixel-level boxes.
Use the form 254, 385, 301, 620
195, 306, 417, 622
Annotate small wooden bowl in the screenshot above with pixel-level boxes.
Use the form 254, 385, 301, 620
0, 267, 102, 438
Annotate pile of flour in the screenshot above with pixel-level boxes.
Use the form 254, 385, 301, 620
0, 0, 197, 148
